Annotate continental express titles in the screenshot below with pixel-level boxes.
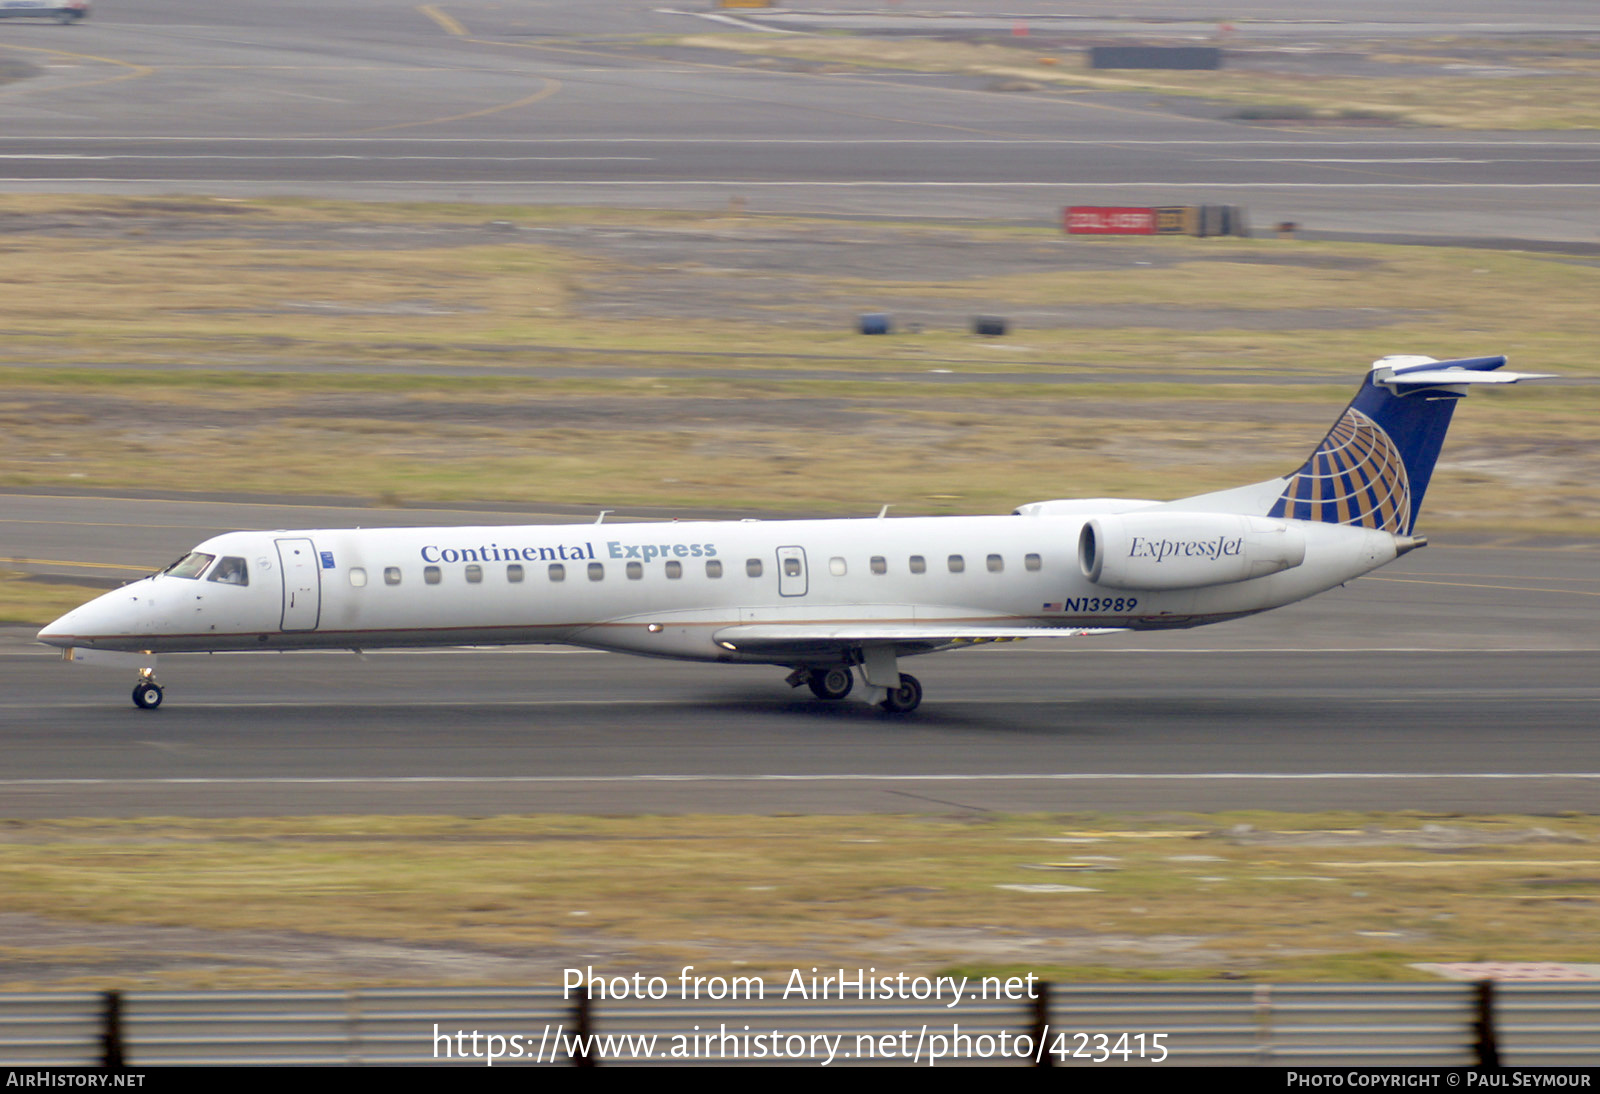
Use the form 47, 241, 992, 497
420, 541, 719, 564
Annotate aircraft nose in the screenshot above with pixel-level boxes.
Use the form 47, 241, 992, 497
36, 606, 80, 648
36, 588, 147, 648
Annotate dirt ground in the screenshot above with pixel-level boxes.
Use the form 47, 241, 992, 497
0, 204, 1392, 330
0, 200, 1590, 525
1, 821, 1588, 989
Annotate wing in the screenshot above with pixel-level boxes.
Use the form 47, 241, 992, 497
712, 622, 1124, 656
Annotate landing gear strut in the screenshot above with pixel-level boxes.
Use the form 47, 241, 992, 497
879, 673, 922, 714
131, 669, 163, 710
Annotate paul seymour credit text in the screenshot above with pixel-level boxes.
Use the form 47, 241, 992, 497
1288, 1077, 1590, 1088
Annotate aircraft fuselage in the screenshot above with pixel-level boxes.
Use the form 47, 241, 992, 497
40, 513, 1404, 663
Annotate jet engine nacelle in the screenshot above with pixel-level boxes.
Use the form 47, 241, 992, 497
1080, 512, 1307, 591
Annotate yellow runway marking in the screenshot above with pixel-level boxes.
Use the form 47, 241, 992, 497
355, 76, 561, 134
0, 492, 595, 518
164, 65, 445, 72
4, 557, 151, 573
1365, 576, 1600, 598
1435, 541, 1600, 553
460, 35, 1204, 138
0, 492, 406, 511
1399, 571, 1600, 584
1, 520, 223, 530
0, 42, 155, 96
417, 4, 467, 37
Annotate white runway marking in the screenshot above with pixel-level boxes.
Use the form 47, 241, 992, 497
1225, 157, 1600, 165
6, 180, 1600, 189
3, 773, 1598, 787
0, 155, 655, 162
5, 138, 1600, 146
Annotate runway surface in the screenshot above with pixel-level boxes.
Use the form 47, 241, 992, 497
4, 494, 1596, 817
0, 1, 1597, 238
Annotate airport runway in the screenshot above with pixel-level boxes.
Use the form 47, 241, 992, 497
0, 2, 1595, 819
3, 494, 1596, 817
0, 1, 1598, 238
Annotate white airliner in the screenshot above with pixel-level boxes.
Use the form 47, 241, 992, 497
39, 354, 1548, 713
0, 0, 89, 22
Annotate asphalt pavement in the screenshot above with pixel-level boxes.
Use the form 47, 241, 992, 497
0, 1, 1598, 238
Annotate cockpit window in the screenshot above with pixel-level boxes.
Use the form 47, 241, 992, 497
163, 552, 215, 580
207, 557, 249, 586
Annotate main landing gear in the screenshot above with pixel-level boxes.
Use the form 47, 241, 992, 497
131, 669, 163, 710
879, 673, 922, 714
807, 666, 854, 701
785, 665, 924, 713
788, 666, 855, 701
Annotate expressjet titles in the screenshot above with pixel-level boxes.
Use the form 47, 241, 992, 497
420, 541, 719, 565
1128, 535, 1244, 563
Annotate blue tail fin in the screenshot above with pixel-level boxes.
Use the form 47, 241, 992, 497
1268, 355, 1536, 535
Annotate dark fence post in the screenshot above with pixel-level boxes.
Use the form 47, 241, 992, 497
1474, 979, 1501, 1067
100, 990, 125, 1068
572, 983, 596, 1066
1032, 980, 1052, 1067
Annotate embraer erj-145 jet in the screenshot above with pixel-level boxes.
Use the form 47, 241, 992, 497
39, 355, 1548, 713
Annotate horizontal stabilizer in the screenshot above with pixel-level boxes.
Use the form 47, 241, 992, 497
1378, 368, 1555, 387
1373, 354, 1555, 389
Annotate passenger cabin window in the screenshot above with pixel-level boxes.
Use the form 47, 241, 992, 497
706, 559, 723, 579
507, 564, 524, 583
987, 554, 1004, 573
665, 560, 682, 579
465, 564, 483, 584
626, 561, 643, 580
870, 556, 887, 575
829, 557, 846, 576
909, 555, 926, 574
348, 567, 367, 588
1025, 553, 1042, 572
783, 558, 802, 578
384, 566, 402, 586
948, 555, 965, 573
746, 558, 763, 578
208, 557, 249, 586
424, 566, 442, 585
549, 563, 565, 582
164, 552, 215, 580
588, 562, 604, 581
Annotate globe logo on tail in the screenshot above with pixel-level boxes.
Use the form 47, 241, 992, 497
1271, 408, 1412, 534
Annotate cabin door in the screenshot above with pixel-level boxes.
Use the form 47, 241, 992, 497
276, 537, 322, 631
776, 546, 808, 597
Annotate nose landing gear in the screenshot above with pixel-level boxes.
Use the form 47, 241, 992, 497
132, 669, 164, 710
